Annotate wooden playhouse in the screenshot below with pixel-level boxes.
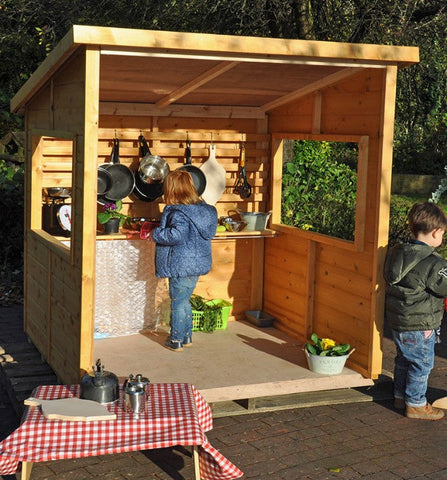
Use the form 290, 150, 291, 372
11, 25, 419, 385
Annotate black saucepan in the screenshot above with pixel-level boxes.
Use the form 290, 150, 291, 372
177, 140, 206, 196
133, 172, 164, 202
100, 138, 135, 201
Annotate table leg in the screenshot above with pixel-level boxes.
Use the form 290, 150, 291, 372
21, 461, 33, 480
192, 445, 200, 480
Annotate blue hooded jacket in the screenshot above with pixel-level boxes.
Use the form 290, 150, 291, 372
151, 202, 218, 278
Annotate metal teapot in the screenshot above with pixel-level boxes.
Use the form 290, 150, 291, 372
123, 373, 150, 394
80, 359, 120, 404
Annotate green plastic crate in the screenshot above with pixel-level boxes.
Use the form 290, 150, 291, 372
192, 299, 232, 332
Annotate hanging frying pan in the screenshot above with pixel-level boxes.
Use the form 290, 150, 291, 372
177, 139, 206, 196
131, 134, 166, 202
97, 166, 113, 196
100, 138, 135, 201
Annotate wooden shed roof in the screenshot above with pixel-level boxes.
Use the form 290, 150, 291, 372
11, 25, 419, 116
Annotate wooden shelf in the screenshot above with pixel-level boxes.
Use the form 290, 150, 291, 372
89, 229, 278, 241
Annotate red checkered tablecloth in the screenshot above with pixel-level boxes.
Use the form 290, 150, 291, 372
0, 383, 243, 480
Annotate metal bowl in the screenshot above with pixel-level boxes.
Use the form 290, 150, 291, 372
139, 154, 170, 184
45, 187, 72, 198
223, 220, 247, 232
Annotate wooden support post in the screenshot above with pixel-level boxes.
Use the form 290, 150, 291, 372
192, 445, 201, 479
21, 461, 33, 480
305, 239, 316, 340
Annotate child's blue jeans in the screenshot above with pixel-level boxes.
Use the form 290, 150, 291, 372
168, 276, 199, 343
391, 329, 435, 407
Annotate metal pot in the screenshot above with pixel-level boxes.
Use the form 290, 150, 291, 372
138, 135, 170, 184
80, 359, 120, 404
133, 171, 164, 202
45, 187, 72, 198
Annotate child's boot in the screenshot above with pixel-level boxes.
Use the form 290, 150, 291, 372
406, 402, 444, 420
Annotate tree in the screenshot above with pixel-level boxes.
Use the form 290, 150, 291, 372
0, 0, 445, 169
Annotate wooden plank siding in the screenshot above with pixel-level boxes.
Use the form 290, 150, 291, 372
24, 51, 90, 384
16, 26, 414, 384
265, 69, 392, 378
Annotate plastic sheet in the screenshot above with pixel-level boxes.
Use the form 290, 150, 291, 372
94, 239, 170, 337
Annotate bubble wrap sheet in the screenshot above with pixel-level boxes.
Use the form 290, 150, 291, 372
95, 240, 170, 337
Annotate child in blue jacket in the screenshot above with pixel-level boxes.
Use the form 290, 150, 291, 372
151, 170, 217, 351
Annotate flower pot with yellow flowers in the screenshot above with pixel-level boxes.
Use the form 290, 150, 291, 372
304, 333, 355, 375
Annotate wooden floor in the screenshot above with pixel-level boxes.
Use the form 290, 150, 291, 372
94, 320, 373, 405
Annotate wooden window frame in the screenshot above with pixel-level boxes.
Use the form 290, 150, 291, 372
271, 133, 369, 252
29, 130, 76, 263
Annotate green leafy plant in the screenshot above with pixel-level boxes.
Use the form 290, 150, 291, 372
97, 201, 129, 227
190, 294, 222, 333
281, 140, 358, 241
305, 333, 350, 357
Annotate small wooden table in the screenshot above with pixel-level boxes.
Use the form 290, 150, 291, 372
0, 383, 243, 480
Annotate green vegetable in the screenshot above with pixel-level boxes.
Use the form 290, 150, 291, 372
190, 294, 222, 333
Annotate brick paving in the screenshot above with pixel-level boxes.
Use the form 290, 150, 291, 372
1, 306, 447, 479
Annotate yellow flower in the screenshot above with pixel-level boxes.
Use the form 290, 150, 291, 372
321, 338, 336, 350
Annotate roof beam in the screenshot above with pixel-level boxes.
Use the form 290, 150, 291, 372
100, 101, 266, 119
260, 67, 366, 112
156, 61, 239, 108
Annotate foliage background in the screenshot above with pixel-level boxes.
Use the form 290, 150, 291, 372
1, 0, 445, 172
282, 140, 358, 240
0, 1, 445, 294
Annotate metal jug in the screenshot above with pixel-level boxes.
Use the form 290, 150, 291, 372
123, 373, 150, 394
124, 384, 145, 414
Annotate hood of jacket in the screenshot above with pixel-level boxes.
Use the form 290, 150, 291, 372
384, 242, 436, 285
165, 203, 217, 240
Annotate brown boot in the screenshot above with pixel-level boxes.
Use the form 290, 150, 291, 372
406, 402, 445, 420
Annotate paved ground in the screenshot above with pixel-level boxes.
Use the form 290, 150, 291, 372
1, 305, 447, 480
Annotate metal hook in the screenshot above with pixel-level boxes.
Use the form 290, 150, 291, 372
186, 131, 191, 147
210, 132, 214, 146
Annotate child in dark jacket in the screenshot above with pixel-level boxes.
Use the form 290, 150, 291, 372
384, 202, 447, 420
151, 170, 217, 351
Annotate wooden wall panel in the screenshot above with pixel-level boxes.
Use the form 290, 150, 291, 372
51, 52, 86, 132
24, 50, 89, 384
265, 68, 390, 378
96, 119, 271, 220
194, 239, 260, 318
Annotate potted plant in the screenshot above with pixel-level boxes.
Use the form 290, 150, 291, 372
97, 201, 129, 234
304, 333, 354, 375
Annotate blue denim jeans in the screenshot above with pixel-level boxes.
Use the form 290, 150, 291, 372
392, 329, 435, 407
168, 276, 199, 343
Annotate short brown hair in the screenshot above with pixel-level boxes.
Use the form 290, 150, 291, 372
163, 170, 201, 205
408, 202, 447, 236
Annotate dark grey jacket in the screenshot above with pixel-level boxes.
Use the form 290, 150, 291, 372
152, 202, 217, 278
384, 241, 447, 331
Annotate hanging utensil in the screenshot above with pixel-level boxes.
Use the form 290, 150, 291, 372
100, 138, 135, 202
234, 142, 252, 199
177, 135, 207, 196
200, 135, 226, 205
137, 134, 169, 184
131, 134, 166, 202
